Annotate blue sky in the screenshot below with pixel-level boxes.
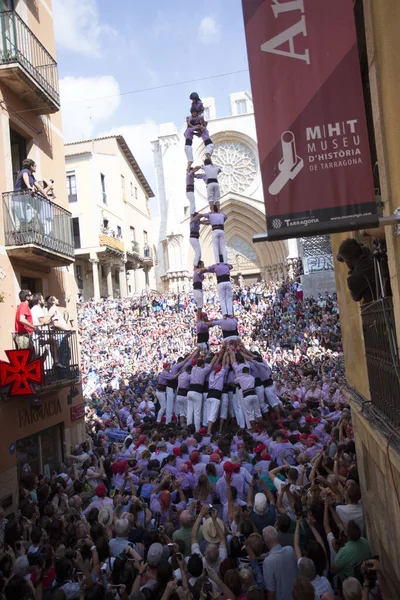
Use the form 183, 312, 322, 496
53, 0, 251, 200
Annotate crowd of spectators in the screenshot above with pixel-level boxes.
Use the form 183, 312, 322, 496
1, 279, 383, 600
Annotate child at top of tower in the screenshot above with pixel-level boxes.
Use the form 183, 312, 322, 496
189, 92, 205, 118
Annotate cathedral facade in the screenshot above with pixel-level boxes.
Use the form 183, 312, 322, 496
152, 92, 300, 292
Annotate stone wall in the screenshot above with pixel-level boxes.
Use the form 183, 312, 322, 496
349, 399, 400, 599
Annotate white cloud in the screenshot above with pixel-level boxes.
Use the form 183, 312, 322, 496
53, 0, 117, 57
60, 76, 121, 142
98, 120, 159, 191
198, 16, 221, 44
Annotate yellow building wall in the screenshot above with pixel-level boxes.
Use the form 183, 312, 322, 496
363, 0, 400, 348
0, 0, 83, 511
349, 400, 400, 599
330, 233, 371, 399
331, 0, 400, 591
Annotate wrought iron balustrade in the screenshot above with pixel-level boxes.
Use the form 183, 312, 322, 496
131, 241, 140, 254
12, 329, 80, 388
3, 190, 74, 259
361, 296, 400, 425
0, 10, 59, 107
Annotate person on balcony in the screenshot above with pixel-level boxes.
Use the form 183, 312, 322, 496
15, 158, 53, 200
31, 293, 63, 368
14, 289, 38, 349
46, 295, 71, 369
336, 238, 391, 303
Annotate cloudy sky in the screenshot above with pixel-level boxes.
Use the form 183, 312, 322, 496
53, 0, 251, 202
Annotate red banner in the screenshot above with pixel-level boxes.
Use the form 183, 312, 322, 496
242, 0, 377, 240
70, 403, 85, 422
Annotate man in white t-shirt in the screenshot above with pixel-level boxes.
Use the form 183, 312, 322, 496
30, 293, 50, 327
46, 295, 71, 331
270, 465, 301, 515
335, 481, 365, 535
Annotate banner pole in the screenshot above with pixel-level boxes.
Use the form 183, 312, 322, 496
252, 213, 400, 243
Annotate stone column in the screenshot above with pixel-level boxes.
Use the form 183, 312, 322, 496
133, 268, 138, 293
105, 263, 113, 297
144, 268, 150, 291
118, 264, 128, 298
89, 256, 100, 301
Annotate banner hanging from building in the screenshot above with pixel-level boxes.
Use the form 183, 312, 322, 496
242, 0, 378, 241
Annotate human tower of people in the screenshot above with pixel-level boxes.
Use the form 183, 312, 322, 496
2, 93, 379, 600
155, 93, 282, 436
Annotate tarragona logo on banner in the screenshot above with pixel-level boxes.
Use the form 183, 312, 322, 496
242, 0, 377, 240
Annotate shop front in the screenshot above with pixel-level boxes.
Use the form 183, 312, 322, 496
0, 387, 85, 513
16, 422, 63, 480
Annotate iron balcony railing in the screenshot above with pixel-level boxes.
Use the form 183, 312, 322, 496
3, 190, 74, 259
361, 296, 400, 425
12, 329, 80, 388
130, 241, 140, 254
0, 10, 60, 106
143, 245, 152, 259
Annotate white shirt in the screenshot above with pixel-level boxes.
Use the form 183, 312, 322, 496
31, 304, 45, 326
202, 165, 221, 180
311, 575, 333, 600
335, 503, 365, 536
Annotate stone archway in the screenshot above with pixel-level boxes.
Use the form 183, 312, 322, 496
189, 198, 289, 277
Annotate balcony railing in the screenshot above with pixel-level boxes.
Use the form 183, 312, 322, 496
99, 233, 124, 253
361, 296, 400, 425
130, 240, 140, 254
3, 190, 74, 261
12, 330, 79, 389
143, 245, 153, 264
0, 10, 60, 111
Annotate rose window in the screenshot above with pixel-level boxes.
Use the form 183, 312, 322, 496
212, 141, 257, 195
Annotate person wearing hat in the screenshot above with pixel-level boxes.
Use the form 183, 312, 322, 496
82, 483, 113, 516
270, 431, 296, 466
150, 441, 169, 464
140, 542, 170, 591
191, 504, 227, 573
189, 92, 205, 118
216, 461, 245, 504
150, 473, 187, 525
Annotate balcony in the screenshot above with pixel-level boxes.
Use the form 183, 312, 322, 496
99, 232, 124, 254
3, 190, 74, 267
362, 296, 400, 426
0, 10, 60, 113
128, 240, 140, 255
143, 245, 154, 267
12, 329, 80, 392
